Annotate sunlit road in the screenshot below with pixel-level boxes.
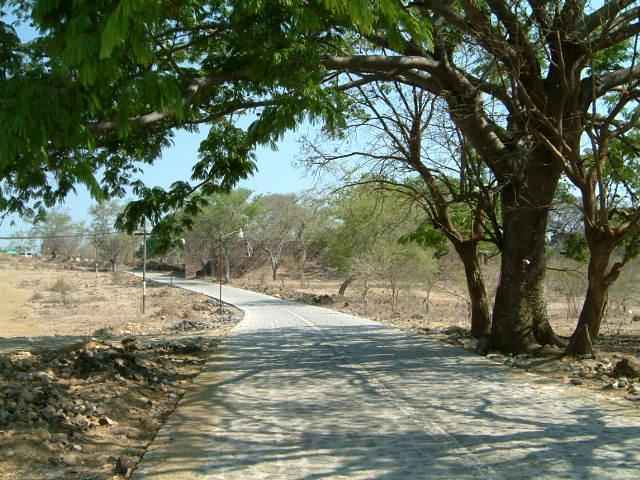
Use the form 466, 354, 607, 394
134, 274, 640, 479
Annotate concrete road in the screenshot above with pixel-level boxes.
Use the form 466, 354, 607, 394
134, 275, 640, 479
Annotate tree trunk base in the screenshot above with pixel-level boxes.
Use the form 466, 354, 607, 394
475, 336, 491, 355
338, 276, 355, 296
565, 324, 594, 357
534, 320, 567, 348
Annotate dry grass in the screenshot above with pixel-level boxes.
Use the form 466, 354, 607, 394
0, 253, 240, 480
0, 254, 228, 343
234, 255, 640, 355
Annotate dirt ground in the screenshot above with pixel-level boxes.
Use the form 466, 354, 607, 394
0, 254, 241, 480
235, 260, 640, 406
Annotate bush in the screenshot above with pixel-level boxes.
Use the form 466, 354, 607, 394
30, 292, 44, 302
49, 277, 73, 305
49, 277, 72, 294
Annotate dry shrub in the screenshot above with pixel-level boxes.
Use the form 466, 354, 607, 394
49, 277, 73, 305
49, 277, 72, 294
111, 271, 127, 285
30, 292, 44, 302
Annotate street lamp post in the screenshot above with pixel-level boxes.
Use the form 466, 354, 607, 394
217, 228, 244, 316
134, 219, 149, 314
142, 218, 147, 314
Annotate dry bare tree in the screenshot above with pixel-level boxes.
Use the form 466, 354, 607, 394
304, 82, 500, 338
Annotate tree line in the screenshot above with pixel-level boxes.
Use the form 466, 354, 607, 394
17, 201, 138, 272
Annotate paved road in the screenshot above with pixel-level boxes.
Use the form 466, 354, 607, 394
134, 275, 640, 479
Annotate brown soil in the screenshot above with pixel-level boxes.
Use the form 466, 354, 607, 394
0, 254, 240, 480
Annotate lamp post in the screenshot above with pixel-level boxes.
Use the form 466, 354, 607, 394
133, 219, 149, 314
142, 218, 147, 314
217, 228, 244, 315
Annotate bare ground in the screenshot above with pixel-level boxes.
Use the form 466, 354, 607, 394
0, 254, 241, 480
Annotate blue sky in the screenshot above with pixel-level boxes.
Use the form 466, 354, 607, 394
0, 13, 322, 236
0, 125, 319, 234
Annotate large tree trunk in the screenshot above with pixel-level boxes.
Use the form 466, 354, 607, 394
491, 153, 562, 353
271, 258, 279, 281
566, 232, 616, 355
453, 240, 491, 338
338, 275, 355, 296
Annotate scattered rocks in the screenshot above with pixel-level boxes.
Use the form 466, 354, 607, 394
121, 337, 139, 352
93, 327, 114, 338
114, 456, 135, 476
486, 353, 506, 363
99, 416, 115, 426
192, 302, 210, 312
171, 319, 218, 331
296, 293, 334, 306
612, 357, 640, 379
462, 338, 479, 351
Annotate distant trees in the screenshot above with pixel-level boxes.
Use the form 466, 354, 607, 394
318, 185, 440, 310
31, 211, 83, 259
354, 237, 438, 313
184, 189, 257, 282
250, 194, 306, 281
89, 200, 136, 272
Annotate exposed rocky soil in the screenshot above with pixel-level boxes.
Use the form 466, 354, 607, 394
0, 255, 242, 479
0, 337, 223, 480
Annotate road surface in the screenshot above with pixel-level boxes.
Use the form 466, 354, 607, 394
134, 275, 640, 479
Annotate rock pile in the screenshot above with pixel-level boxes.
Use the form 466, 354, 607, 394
0, 336, 217, 479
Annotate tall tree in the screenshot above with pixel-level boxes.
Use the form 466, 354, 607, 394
566, 134, 640, 355
305, 82, 499, 337
3, 1, 639, 352
318, 1, 640, 352
89, 200, 136, 272
31, 210, 84, 259
184, 188, 256, 282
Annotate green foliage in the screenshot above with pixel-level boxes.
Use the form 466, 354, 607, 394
320, 184, 431, 276
563, 232, 589, 263
400, 222, 449, 257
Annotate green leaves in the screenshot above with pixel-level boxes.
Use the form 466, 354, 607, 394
400, 222, 449, 258
563, 233, 589, 263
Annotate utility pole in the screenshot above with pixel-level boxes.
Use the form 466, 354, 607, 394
142, 218, 147, 314
218, 233, 223, 315
94, 234, 98, 287
216, 229, 243, 316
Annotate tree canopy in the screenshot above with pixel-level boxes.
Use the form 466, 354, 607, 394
2, 0, 640, 353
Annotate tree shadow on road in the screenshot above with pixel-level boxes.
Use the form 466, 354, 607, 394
135, 325, 640, 479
